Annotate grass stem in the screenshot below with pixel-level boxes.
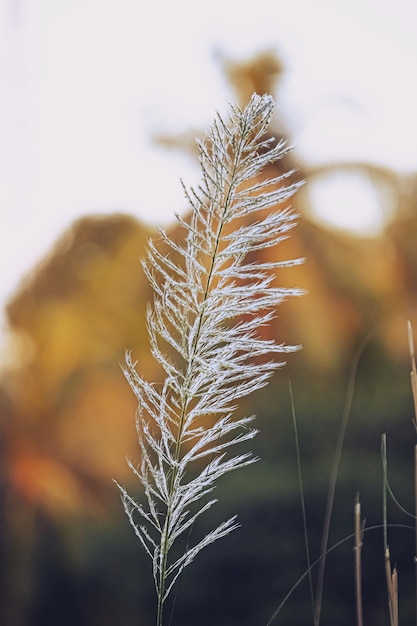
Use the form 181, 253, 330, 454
289, 382, 315, 622
313, 332, 372, 626
354, 494, 364, 626
408, 321, 417, 626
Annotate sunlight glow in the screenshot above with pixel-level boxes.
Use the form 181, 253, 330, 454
306, 170, 397, 236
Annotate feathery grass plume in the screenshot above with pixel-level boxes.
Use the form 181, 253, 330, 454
116, 93, 303, 625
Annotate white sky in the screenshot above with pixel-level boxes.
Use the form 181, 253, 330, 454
1, 0, 417, 328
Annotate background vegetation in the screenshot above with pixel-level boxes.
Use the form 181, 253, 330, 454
1, 52, 417, 625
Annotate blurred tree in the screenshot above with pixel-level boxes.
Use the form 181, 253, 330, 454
0, 50, 416, 626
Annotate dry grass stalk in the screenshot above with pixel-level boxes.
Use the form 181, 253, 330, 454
415, 442, 417, 626
382, 432, 397, 626
409, 321, 417, 626
385, 547, 399, 626
354, 494, 364, 626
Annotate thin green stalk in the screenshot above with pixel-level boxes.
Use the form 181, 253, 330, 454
314, 332, 373, 626
288, 381, 315, 622
408, 321, 417, 423
382, 433, 389, 554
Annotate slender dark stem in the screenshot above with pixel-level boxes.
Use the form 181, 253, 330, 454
314, 332, 373, 626
289, 381, 315, 623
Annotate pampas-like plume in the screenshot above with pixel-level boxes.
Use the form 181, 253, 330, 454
117, 94, 303, 625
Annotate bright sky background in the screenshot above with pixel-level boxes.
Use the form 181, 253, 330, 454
1, 0, 417, 333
